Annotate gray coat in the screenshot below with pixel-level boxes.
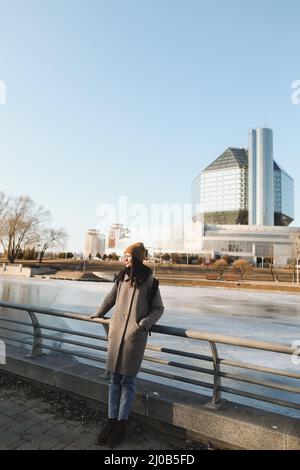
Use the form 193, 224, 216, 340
95, 272, 164, 376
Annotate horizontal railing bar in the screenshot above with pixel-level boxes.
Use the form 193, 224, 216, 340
4, 337, 299, 410
220, 358, 300, 380
2, 313, 296, 381
143, 354, 214, 375
0, 316, 210, 362
0, 300, 110, 324
4, 337, 214, 390
0, 328, 212, 366
36, 343, 107, 363
139, 366, 214, 390
220, 371, 300, 394
220, 385, 300, 411
0, 322, 300, 384
39, 334, 214, 376
0, 300, 294, 355
15, 341, 214, 390
0, 335, 36, 347
5, 338, 107, 364
39, 324, 107, 341
34, 346, 300, 409
7, 319, 297, 383
0, 336, 106, 363
0, 315, 107, 341
0, 326, 34, 336
1, 299, 300, 413
0, 316, 32, 327
151, 325, 294, 355
40, 332, 213, 362
145, 344, 213, 362
40, 334, 108, 352
40, 331, 213, 363
48, 345, 215, 390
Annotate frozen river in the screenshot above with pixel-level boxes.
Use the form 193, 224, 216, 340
0, 276, 299, 418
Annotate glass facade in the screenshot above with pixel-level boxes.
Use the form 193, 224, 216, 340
280, 169, 294, 219
250, 128, 274, 225
191, 147, 248, 224
192, 138, 294, 226
273, 167, 281, 213
200, 167, 247, 213
274, 164, 294, 224
248, 129, 257, 225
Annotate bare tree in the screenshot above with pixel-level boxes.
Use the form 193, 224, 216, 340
213, 259, 228, 280
232, 259, 252, 280
37, 228, 68, 263
0, 195, 50, 263
289, 233, 300, 283
0, 192, 10, 243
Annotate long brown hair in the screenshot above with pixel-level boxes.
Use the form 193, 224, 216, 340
117, 257, 152, 287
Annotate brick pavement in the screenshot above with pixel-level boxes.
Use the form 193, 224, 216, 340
0, 375, 203, 450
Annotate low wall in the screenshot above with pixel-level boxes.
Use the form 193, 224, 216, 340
1, 264, 31, 277
1, 345, 299, 450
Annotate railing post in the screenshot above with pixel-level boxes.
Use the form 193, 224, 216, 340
25, 310, 43, 358
205, 341, 226, 409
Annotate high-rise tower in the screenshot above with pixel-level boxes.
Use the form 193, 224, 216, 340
248, 128, 274, 225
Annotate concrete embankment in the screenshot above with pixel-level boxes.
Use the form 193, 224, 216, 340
2, 345, 299, 450
0, 264, 32, 277
30, 267, 300, 294
1, 264, 56, 277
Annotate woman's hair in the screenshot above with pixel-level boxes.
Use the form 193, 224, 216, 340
118, 257, 152, 287
129, 256, 152, 287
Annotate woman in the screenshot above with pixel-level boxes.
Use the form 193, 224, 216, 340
91, 242, 164, 448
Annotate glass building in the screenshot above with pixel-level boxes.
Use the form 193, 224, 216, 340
249, 128, 274, 225
192, 147, 248, 225
192, 131, 294, 226
273, 162, 294, 226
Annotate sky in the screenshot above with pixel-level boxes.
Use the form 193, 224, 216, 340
0, 0, 300, 251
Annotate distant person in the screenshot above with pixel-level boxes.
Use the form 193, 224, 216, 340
90, 242, 164, 448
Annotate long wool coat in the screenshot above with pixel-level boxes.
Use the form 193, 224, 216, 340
95, 272, 164, 376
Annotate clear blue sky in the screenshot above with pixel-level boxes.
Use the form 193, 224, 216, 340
0, 0, 300, 251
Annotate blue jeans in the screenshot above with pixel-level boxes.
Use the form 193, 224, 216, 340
108, 373, 137, 421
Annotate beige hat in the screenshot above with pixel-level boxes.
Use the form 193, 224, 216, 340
124, 242, 146, 262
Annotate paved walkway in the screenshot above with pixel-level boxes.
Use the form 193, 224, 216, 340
0, 375, 205, 450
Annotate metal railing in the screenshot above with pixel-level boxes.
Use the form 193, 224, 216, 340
0, 300, 299, 414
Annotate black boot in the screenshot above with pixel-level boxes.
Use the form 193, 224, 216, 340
97, 418, 116, 445
107, 419, 128, 448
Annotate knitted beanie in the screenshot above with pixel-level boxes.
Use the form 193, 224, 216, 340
124, 242, 146, 262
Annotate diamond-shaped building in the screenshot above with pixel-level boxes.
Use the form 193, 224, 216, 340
192, 130, 294, 226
